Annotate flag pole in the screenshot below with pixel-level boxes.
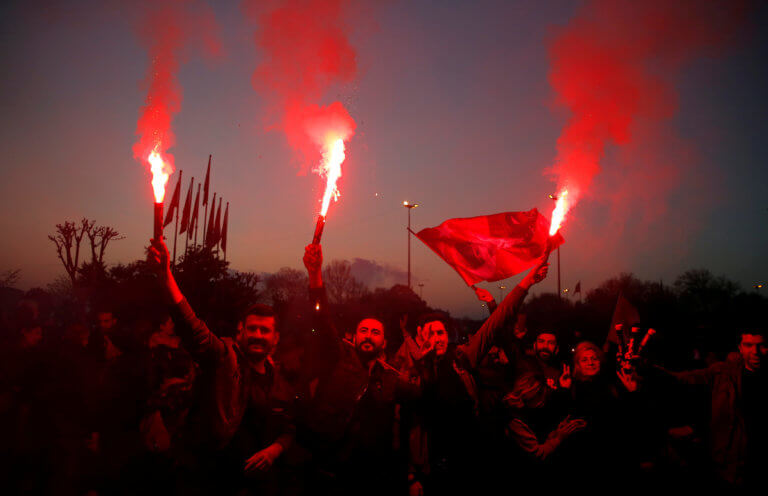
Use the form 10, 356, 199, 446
172, 170, 182, 267
203, 201, 208, 246
173, 199, 179, 266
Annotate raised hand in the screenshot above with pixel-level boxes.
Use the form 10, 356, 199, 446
617, 367, 639, 392
148, 237, 183, 303
520, 257, 550, 290
474, 287, 495, 304
303, 243, 323, 288
148, 237, 171, 277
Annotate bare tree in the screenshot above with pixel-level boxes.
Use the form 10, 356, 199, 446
0, 269, 21, 288
323, 260, 368, 304
87, 225, 125, 265
49, 219, 93, 284
48, 218, 123, 285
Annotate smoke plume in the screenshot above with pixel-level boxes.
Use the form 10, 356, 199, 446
546, 0, 751, 232
132, 0, 221, 176
245, 0, 357, 171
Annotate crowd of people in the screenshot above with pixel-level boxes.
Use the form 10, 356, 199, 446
1, 238, 765, 494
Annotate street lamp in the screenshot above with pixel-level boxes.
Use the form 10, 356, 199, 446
498, 284, 506, 301
549, 193, 562, 298
404, 201, 419, 289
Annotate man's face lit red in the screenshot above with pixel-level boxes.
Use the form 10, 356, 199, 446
534, 332, 558, 363
238, 315, 278, 361
739, 334, 766, 372
97, 312, 116, 333
354, 318, 386, 356
576, 349, 601, 378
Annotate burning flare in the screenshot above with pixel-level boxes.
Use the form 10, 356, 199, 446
148, 145, 173, 203
549, 189, 569, 236
316, 137, 345, 217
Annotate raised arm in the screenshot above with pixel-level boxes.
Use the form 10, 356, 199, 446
149, 238, 227, 364
302, 243, 341, 378
473, 287, 497, 315
459, 257, 549, 370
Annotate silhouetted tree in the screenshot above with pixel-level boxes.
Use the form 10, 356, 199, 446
0, 269, 20, 288
48, 219, 93, 284
48, 218, 124, 285
265, 268, 308, 307
323, 259, 368, 304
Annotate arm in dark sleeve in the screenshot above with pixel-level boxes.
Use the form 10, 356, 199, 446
168, 298, 228, 366
652, 362, 723, 387
487, 299, 498, 315
506, 418, 563, 460
458, 285, 529, 371
304, 286, 342, 380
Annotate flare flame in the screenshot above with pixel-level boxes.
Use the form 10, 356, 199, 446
549, 189, 569, 236
148, 145, 173, 203
316, 137, 345, 217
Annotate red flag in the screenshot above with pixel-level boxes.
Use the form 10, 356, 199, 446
163, 170, 182, 227
188, 183, 200, 240
221, 202, 229, 253
205, 192, 217, 245
605, 293, 641, 346
414, 209, 563, 286
203, 155, 211, 206
179, 176, 194, 234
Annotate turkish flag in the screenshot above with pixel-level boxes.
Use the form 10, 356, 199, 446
414, 209, 563, 286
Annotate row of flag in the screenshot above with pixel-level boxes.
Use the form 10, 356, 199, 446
163, 155, 229, 259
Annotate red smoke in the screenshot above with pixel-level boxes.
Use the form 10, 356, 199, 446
546, 0, 751, 233
132, 0, 221, 190
245, 0, 357, 170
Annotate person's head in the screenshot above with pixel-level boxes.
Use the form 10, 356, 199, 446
236, 304, 279, 362
354, 316, 386, 359
149, 315, 178, 349
96, 310, 117, 334
738, 329, 766, 372
418, 313, 450, 356
573, 341, 602, 380
533, 330, 558, 363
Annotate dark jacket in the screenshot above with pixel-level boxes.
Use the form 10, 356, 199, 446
169, 299, 295, 452
668, 354, 750, 485
303, 286, 413, 471
411, 285, 530, 482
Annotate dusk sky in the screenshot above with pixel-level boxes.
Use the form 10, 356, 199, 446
2, 0, 767, 319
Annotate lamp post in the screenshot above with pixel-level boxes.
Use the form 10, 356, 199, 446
498, 284, 506, 302
404, 201, 419, 289
548, 194, 562, 298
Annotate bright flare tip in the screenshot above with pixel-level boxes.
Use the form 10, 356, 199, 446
148, 146, 172, 203
549, 189, 569, 236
